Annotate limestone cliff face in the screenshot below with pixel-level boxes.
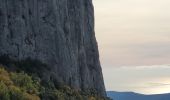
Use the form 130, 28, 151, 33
0, 0, 106, 96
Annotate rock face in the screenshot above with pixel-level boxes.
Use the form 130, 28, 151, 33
0, 0, 106, 96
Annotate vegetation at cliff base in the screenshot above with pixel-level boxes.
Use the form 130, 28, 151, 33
0, 66, 40, 100
0, 63, 111, 100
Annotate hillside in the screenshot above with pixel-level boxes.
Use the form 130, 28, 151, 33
0, 64, 110, 100
107, 91, 170, 100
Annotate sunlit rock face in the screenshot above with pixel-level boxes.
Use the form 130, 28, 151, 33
0, 0, 106, 96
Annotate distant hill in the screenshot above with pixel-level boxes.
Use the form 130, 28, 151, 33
107, 91, 170, 100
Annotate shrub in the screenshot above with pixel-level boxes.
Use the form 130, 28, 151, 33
0, 81, 10, 100
0, 61, 111, 100
9, 85, 25, 100
10, 72, 39, 94
0, 67, 40, 100
0, 67, 13, 86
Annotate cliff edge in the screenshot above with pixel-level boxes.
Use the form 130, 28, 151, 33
0, 0, 106, 96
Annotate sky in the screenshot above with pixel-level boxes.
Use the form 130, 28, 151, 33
93, 0, 170, 94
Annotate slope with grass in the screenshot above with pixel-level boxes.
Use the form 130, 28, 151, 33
0, 64, 110, 100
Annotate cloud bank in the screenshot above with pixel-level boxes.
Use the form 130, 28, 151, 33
94, 0, 170, 67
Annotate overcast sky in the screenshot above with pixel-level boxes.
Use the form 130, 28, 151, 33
93, 0, 170, 94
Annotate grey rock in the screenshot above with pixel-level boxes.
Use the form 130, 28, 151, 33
0, 0, 106, 96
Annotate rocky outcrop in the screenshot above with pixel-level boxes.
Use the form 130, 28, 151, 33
0, 0, 106, 96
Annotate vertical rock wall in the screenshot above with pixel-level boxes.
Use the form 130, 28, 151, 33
0, 0, 106, 96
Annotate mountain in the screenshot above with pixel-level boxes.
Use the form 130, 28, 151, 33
107, 91, 170, 100
0, 0, 105, 97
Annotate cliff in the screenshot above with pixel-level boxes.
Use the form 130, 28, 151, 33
0, 0, 106, 96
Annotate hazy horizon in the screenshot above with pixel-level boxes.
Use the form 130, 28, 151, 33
94, 0, 170, 94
